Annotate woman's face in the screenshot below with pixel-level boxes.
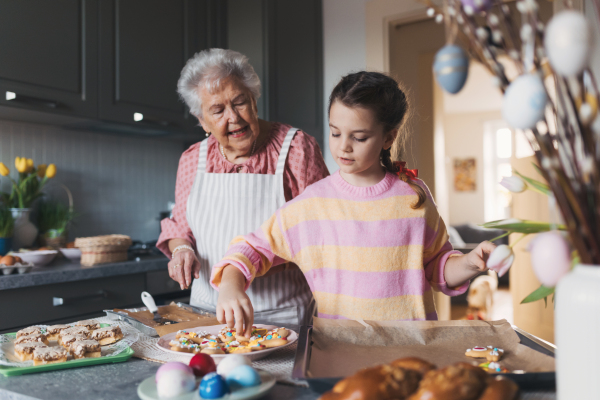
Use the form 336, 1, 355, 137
197, 76, 260, 154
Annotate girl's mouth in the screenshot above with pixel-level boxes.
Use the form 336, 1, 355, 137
339, 157, 354, 165
228, 126, 249, 138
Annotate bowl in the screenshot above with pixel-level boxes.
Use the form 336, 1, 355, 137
60, 247, 82, 261
15, 250, 58, 266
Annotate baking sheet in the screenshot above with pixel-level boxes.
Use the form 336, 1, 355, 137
306, 318, 555, 378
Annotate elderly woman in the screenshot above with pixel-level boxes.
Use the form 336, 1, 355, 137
157, 49, 329, 326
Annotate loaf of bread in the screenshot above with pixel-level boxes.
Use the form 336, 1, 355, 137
319, 358, 519, 400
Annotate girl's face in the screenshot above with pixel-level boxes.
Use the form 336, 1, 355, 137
329, 101, 396, 186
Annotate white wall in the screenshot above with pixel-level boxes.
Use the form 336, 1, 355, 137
322, 0, 368, 172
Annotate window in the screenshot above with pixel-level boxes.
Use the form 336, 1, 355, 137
484, 121, 514, 221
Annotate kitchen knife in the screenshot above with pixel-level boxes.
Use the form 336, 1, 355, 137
141, 291, 178, 325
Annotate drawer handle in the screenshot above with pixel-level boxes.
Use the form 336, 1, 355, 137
53, 290, 109, 306
6, 91, 61, 109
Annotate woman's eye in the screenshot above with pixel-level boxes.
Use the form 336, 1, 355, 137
213, 109, 223, 114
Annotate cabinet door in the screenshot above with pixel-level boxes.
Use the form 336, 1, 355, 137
0, 0, 98, 118
99, 0, 211, 132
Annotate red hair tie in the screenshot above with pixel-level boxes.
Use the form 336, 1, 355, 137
394, 161, 418, 180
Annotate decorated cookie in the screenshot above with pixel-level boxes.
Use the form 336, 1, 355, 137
14, 334, 49, 346
479, 361, 510, 373
201, 346, 226, 355
76, 319, 101, 331
465, 346, 505, 362
60, 326, 90, 338
33, 346, 68, 366
16, 326, 42, 339
91, 326, 123, 345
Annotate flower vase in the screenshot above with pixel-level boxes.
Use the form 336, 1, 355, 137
9, 208, 38, 250
0, 237, 11, 256
555, 264, 600, 399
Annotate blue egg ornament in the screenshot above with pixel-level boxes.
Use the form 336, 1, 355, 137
225, 365, 261, 390
502, 73, 548, 130
433, 45, 469, 94
199, 372, 229, 399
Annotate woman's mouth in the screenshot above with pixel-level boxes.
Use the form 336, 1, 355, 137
228, 126, 249, 138
339, 157, 354, 165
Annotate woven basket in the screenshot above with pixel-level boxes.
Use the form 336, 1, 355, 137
74, 235, 132, 266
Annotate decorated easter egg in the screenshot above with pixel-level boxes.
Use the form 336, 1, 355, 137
460, 0, 492, 13
155, 361, 193, 383
544, 10, 592, 77
529, 231, 571, 287
225, 365, 261, 390
216, 354, 252, 378
156, 369, 195, 398
502, 73, 548, 129
433, 45, 469, 94
189, 353, 216, 377
199, 372, 229, 399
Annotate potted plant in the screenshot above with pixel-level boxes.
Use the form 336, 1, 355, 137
0, 159, 56, 249
37, 198, 76, 249
0, 205, 14, 256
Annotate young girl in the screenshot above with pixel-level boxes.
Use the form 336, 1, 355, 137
210, 71, 496, 336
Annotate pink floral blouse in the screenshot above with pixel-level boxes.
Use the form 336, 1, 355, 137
157, 122, 330, 258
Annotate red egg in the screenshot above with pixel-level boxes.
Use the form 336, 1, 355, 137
189, 353, 216, 377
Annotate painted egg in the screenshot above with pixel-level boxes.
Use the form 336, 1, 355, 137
502, 73, 548, 129
189, 353, 216, 377
433, 45, 469, 94
216, 354, 252, 378
529, 231, 571, 287
156, 369, 195, 398
460, 0, 492, 13
225, 365, 261, 390
199, 372, 229, 399
155, 361, 193, 383
544, 10, 592, 77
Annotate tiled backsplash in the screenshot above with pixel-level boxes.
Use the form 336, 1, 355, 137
0, 120, 186, 242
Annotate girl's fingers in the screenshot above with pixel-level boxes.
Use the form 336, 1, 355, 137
242, 300, 254, 337
224, 304, 235, 329
216, 304, 225, 324
233, 305, 245, 337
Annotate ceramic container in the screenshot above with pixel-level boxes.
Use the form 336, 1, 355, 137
9, 208, 38, 250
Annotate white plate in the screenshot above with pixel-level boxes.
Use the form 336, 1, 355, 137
137, 370, 276, 400
156, 324, 297, 363
60, 248, 81, 261
14, 250, 58, 266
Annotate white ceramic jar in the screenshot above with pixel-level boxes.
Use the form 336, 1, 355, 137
9, 208, 38, 250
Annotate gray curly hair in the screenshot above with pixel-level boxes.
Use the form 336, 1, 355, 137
177, 48, 261, 117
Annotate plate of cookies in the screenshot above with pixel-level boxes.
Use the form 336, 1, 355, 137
0, 319, 138, 376
156, 324, 297, 363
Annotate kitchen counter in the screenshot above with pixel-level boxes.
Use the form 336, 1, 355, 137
0, 255, 169, 291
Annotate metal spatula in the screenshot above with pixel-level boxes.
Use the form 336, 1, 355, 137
141, 291, 178, 325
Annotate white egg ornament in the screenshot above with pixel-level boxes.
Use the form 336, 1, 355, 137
156, 369, 195, 398
544, 10, 592, 77
502, 74, 548, 130
433, 45, 469, 94
216, 354, 252, 379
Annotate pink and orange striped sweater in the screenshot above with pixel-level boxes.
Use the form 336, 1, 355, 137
211, 171, 468, 321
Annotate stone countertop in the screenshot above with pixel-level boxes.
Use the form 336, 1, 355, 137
0, 255, 169, 291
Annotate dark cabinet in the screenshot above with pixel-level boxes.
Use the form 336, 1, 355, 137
0, 0, 98, 117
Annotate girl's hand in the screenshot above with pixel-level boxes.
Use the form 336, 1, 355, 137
444, 241, 497, 288
216, 265, 254, 337
168, 249, 201, 290
465, 241, 497, 273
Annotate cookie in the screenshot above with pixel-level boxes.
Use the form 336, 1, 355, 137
261, 338, 288, 348
465, 346, 504, 362
76, 319, 101, 331
14, 334, 49, 346
479, 361, 510, 373
60, 326, 90, 338
91, 326, 123, 345
46, 324, 70, 341
70, 339, 101, 359
14, 342, 48, 361
16, 326, 42, 339
33, 346, 68, 366
201, 347, 225, 355
59, 334, 89, 348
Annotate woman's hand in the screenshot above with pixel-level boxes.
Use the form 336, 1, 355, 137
444, 241, 497, 288
216, 265, 254, 337
168, 240, 201, 290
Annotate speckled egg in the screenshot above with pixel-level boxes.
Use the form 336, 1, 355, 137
544, 10, 592, 77
460, 0, 492, 13
156, 369, 195, 398
199, 372, 229, 399
225, 365, 261, 390
433, 45, 469, 94
216, 354, 252, 378
155, 361, 193, 383
502, 73, 548, 129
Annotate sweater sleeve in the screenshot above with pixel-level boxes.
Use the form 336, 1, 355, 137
418, 181, 468, 296
210, 208, 294, 291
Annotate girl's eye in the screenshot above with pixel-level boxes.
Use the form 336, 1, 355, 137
354, 137, 367, 142
331, 132, 340, 138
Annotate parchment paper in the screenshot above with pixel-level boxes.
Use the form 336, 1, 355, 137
307, 318, 555, 378
113, 305, 219, 336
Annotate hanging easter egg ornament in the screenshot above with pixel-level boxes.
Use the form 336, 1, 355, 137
460, 0, 493, 14
502, 73, 548, 129
433, 44, 469, 94
544, 10, 592, 77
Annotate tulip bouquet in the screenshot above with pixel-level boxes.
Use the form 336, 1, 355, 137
0, 158, 57, 209
419, 0, 600, 304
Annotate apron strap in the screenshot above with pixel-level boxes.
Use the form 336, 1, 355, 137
275, 127, 298, 176
197, 138, 208, 174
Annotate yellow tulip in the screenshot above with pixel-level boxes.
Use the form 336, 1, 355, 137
15, 157, 28, 173
26, 158, 34, 173
37, 164, 47, 178
0, 162, 9, 177
46, 164, 57, 179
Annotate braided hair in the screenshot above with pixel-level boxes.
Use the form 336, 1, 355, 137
328, 71, 426, 209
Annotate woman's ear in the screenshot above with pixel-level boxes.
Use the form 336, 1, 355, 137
196, 114, 210, 133
383, 129, 398, 150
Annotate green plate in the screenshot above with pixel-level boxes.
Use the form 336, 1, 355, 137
0, 324, 134, 376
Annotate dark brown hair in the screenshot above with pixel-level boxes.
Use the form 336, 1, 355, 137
328, 71, 426, 209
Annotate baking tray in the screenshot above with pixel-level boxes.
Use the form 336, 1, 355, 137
292, 324, 557, 392
104, 302, 215, 337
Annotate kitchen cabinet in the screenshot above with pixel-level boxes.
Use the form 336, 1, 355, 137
0, 0, 98, 118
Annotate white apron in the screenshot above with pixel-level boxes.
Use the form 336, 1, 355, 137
186, 127, 315, 326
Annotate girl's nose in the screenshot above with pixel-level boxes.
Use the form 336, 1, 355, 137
341, 136, 353, 153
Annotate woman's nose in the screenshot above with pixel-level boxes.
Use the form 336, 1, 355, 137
225, 106, 241, 123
